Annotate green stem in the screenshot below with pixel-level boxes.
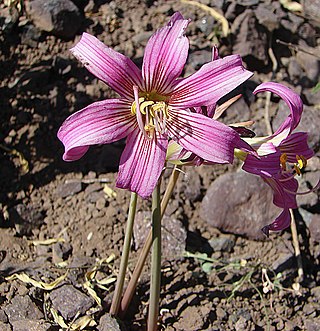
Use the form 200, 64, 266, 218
119, 165, 181, 317
110, 192, 138, 316
147, 182, 161, 331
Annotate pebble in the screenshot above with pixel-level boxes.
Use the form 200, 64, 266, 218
55, 181, 82, 198
4, 295, 43, 322
25, 0, 83, 39
97, 313, 121, 331
133, 212, 187, 257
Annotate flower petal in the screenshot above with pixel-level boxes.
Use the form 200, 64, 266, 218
170, 55, 253, 108
254, 82, 303, 141
116, 130, 168, 198
142, 12, 189, 94
279, 132, 314, 163
167, 109, 243, 164
71, 33, 143, 100
242, 152, 281, 178
264, 175, 298, 209
262, 209, 291, 235
58, 99, 135, 161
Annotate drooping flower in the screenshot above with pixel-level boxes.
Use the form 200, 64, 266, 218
58, 12, 253, 198
240, 83, 317, 234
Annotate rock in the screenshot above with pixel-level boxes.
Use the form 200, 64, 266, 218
20, 24, 42, 48
272, 101, 320, 150
296, 172, 320, 207
4, 295, 43, 322
50, 285, 94, 320
296, 50, 320, 83
309, 214, 320, 243
0, 308, 8, 323
11, 319, 51, 331
25, 0, 83, 39
255, 5, 279, 31
288, 58, 303, 81
231, 9, 268, 66
134, 212, 187, 257
10, 204, 44, 236
196, 15, 215, 36
200, 171, 281, 240
303, 0, 320, 26
56, 181, 82, 198
97, 313, 121, 331
209, 234, 235, 252
0, 321, 11, 331
173, 305, 211, 331
304, 319, 320, 331
271, 252, 294, 273
178, 169, 202, 202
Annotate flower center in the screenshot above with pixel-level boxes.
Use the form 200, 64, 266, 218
131, 87, 170, 139
280, 153, 307, 176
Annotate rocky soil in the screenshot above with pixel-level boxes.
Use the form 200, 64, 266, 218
0, 0, 320, 330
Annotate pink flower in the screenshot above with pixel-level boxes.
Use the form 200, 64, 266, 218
241, 83, 316, 235
58, 13, 252, 198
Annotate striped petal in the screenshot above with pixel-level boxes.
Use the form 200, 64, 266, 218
242, 151, 281, 178
167, 109, 243, 164
142, 12, 189, 94
262, 209, 291, 235
71, 33, 143, 100
253, 82, 303, 143
58, 99, 135, 161
116, 130, 168, 198
169, 55, 253, 108
279, 132, 314, 163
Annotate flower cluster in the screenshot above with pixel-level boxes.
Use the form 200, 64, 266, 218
58, 12, 317, 235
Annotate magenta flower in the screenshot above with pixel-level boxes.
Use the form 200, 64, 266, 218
58, 13, 253, 198
241, 83, 316, 234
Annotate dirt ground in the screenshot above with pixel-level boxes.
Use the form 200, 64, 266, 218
1, 0, 320, 330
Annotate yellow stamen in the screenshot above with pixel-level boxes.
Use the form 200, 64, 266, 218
294, 164, 302, 175
296, 155, 307, 169
280, 153, 287, 171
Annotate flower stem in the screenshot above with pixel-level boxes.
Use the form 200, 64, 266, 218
110, 192, 138, 316
119, 165, 181, 317
147, 182, 161, 331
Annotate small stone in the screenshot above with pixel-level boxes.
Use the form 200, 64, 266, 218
0, 309, 8, 323
10, 204, 44, 236
209, 234, 235, 252
216, 307, 227, 320
50, 285, 94, 320
296, 50, 320, 82
309, 215, 320, 243
200, 171, 280, 240
0, 321, 11, 331
4, 296, 43, 322
231, 9, 268, 66
273, 101, 320, 150
25, 0, 83, 39
56, 181, 82, 198
96, 197, 106, 211
11, 319, 52, 331
134, 212, 187, 257
97, 313, 121, 331
304, 318, 320, 331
